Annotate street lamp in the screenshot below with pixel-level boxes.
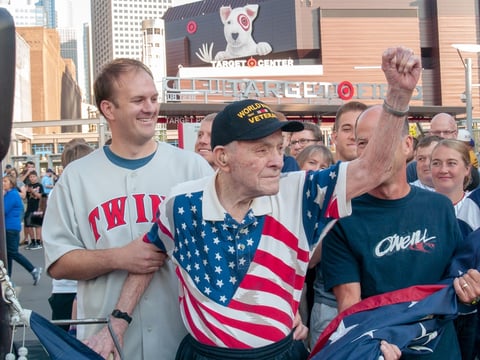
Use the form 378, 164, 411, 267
452, 44, 480, 134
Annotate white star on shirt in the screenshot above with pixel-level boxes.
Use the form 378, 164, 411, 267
329, 170, 336, 179
229, 276, 237, 284
216, 279, 224, 287
178, 207, 185, 215
186, 193, 193, 198
247, 238, 253, 246
219, 295, 227, 303
191, 205, 197, 213
194, 276, 200, 283
238, 257, 246, 266
215, 253, 222, 261
213, 237, 220, 245
215, 265, 222, 274
204, 287, 211, 295
203, 245, 209, 253
204, 274, 210, 282
228, 261, 235, 269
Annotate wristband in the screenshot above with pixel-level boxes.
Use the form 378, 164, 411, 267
383, 100, 409, 117
111, 309, 132, 324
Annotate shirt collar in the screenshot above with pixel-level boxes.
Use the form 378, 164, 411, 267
202, 172, 273, 221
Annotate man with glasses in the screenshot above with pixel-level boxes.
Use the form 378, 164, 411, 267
428, 113, 458, 138
289, 122, 323, 158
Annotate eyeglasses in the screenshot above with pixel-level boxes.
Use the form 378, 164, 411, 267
428, 130, 457, 136
290, 138, 318, 146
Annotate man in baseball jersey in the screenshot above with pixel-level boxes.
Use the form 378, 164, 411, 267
42, 58, 213, 360
96, 47, 422, 360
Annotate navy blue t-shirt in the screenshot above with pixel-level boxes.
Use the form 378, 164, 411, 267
322, 186, 463, 359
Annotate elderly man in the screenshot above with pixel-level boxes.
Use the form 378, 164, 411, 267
87, 47, 423, 360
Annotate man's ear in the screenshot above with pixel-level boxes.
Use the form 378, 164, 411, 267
213, 146, 229, 169
100, 100, 115, 120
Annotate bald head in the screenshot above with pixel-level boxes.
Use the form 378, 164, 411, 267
429, 113, 457, 139
355, 105, 409, 157
354, 105, 383, 156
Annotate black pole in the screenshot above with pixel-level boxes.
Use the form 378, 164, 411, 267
0, 8, 16, 358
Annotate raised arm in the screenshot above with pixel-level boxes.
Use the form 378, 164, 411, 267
346, 47, 421, 201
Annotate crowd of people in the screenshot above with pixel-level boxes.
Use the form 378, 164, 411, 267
3, 46, 480, 360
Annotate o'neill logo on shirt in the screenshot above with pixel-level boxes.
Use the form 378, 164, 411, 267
374, 229, 436, 257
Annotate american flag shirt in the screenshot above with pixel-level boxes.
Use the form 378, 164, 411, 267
146, 163, 350, 348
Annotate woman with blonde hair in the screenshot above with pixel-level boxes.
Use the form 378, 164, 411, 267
431, 139, 472, 214
430, 138, 475, 359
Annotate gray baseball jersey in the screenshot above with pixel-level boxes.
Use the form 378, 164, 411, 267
43, 142, 213, 360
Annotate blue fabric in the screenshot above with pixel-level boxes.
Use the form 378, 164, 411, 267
29, 311, 104, 360
310, 284, 460, 360
281, 155, 300, 173
3, 188, 23, 231
406, 160, 417, 182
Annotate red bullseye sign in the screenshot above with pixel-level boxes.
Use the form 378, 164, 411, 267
187, 20, 197, 34
337, 81, 354, 100
246, 57, 257, 67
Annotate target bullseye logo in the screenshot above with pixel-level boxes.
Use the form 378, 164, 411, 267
337, 81, 354, 100
247, 57, 257, 67
237, 14, 250, 31
187, 20, 197, 34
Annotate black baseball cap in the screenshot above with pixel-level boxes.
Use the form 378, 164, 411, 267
211, 100, 304, 148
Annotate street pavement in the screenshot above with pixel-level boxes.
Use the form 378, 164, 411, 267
8, 244, 53, 359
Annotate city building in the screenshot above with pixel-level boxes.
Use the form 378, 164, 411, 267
58, 27, 79, 80
141, 18, 166, 99
90, 0, 174, 77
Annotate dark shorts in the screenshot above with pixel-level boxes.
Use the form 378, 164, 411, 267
175, 332, 309, 360
24, 212, 43, 227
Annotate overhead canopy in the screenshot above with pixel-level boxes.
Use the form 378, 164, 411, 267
158, 103, 466, 121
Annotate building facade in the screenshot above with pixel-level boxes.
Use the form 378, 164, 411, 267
158, 0, 479, 134
90, 0, 173, 77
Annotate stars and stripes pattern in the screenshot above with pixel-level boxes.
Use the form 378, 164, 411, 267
150, 165, 346, 348
309, 284, 459, 360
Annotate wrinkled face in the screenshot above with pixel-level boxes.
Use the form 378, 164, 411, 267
195, 120, 214, 166
415, 142, 438, 188
289, 130, 320, 158
430, 145, 470, 195
105, 69, 159, 146
301, 152, 331, 171
332, 110, 362, 161
226, 131, 284, 197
